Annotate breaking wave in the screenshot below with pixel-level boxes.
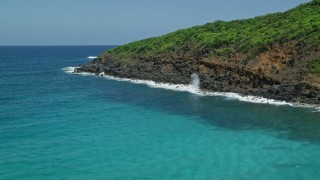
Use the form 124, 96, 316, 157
62, 67, 320, 111
62, 66, 95, 76
87, 56, 98, 59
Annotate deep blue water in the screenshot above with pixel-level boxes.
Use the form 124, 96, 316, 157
1, 46, 320, 179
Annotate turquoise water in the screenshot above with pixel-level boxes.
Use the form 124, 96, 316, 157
1, 46, 320, 179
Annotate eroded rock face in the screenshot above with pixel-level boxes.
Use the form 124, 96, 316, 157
76, 49, 320, 105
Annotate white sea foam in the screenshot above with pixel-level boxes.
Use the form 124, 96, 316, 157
100, 72, 291, 106
62, 67, 95, 76
100, 72, 200, 93
87, 56, 98, 59
63, 67, 320, 111
61, 67, 77, 74
290, 103, 320, 112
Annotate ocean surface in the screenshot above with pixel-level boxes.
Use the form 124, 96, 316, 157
1, 46, 320, 180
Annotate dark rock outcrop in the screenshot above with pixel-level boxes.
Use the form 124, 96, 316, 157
75, 52, 320, 104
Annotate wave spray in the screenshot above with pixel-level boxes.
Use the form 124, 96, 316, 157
190, 73, 200, 90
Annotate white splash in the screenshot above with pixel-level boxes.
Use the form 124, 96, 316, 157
62, 67, 95, 76
190, 73, 200, 90
62, 67, 320, 111
87, 56, 98, 59
61, 67, 77, 74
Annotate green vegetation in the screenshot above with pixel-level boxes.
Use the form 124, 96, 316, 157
104, 0, 320, 74
310, 57, 320, 75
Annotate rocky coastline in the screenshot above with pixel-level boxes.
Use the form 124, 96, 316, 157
75, 54, 320, 105
75, 1, 320, 105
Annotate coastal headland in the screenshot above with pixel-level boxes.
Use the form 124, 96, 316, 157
76, 0, 320, 105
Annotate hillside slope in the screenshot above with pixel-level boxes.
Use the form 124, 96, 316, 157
77, 0, 320, 104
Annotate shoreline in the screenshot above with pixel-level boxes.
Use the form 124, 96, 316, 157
62, 66, 320, 112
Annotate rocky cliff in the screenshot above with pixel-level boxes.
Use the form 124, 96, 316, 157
76, 0, 320, 104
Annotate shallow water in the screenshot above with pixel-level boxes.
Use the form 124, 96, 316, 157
1, 46, 320, 179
